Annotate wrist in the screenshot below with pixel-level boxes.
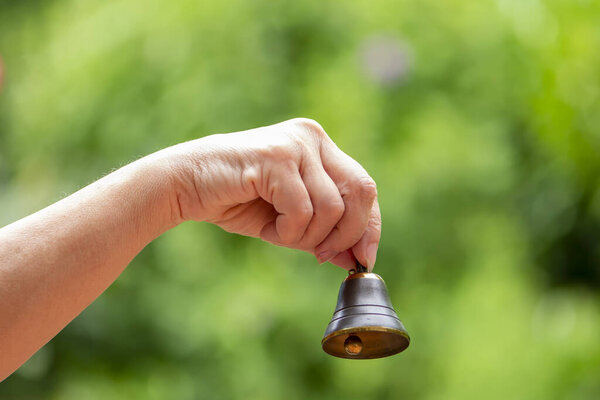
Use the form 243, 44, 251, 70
141, 139, 213, 227
121, 151, 188, 236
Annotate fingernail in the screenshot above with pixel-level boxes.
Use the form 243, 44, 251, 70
366, 243, 378, 271
317, 250, 338, 264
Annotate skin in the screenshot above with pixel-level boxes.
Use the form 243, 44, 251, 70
0, 118, 381, 381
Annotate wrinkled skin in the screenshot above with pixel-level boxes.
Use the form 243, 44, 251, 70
170, 118, 381, 269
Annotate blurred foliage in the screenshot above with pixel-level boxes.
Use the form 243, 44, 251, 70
1, 0, 600, 398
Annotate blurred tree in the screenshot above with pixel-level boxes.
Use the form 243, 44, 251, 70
1, 0, 599, 399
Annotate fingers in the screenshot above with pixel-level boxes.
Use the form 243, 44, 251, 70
328, 249, 357, 271
314, 145, 378, 267
214, 198, 278, 238
259, 165, 313, 245
350, 199, 381, 271
253, 118, 381, 271
295, 160, 345, 251
328, 201, 381, 272
323, 199, 381, 271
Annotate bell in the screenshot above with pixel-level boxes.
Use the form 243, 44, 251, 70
322, 263, 410, 359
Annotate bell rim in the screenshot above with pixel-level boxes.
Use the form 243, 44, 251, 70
321, 326, 410, 359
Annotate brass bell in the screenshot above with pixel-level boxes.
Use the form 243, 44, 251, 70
322, 263, 410, 359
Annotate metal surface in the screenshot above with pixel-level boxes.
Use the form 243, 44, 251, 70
322, 266, 410, 359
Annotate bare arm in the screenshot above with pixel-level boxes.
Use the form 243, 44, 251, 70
0, 118, 381, 380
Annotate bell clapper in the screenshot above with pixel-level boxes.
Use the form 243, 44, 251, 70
344, 335, 363, 355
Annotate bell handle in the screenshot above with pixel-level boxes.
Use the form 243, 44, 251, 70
349, 261, 368, 275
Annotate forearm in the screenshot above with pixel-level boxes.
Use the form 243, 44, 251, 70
0, 118, 382, 381
0, 154, 180, 380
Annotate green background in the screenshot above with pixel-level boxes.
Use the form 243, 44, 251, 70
1, 0, 600, 398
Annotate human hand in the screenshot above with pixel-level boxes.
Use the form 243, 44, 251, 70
165, 118, 381, 271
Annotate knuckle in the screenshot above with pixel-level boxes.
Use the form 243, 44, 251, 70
260, 141, 297, 165
369, 213, 382, 231
296, 203, 314, 222
253, 129, 298, 162
290, 117, 327, 139
321, 198, 345, 220
354, 175, 378, 202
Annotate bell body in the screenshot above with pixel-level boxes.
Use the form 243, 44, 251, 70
322, 272, 410, 359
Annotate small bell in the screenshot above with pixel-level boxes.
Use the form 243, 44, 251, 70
322, 263, 410, 359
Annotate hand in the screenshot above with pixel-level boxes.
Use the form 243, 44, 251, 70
167, 118, 381, 271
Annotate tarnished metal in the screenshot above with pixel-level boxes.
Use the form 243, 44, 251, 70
322, 264, 410, 359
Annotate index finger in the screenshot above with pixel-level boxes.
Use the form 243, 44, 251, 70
327, 199, 381, 271
314, 144, 378, 265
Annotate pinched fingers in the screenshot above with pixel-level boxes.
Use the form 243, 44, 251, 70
351, 199, 381, 271
295, 161, 345, 250
254, 118, 381, 271
323, 199, 381, 271
314, 145, 379, 268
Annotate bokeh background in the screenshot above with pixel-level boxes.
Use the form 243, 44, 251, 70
1, 0, 600, 398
